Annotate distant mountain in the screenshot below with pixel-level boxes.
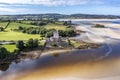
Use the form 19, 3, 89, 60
0, 13, 120, 20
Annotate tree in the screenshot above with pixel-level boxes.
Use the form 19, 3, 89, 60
29, 29, 36, 34
45, 31, 53, 38
68, 39, 71, 45
16, 40, 25, 51
63, 20, 72, 26
26, 38, 39, 48
26, 38, 34, 48
0, 27, 4, 31
63, 21, 68, 26
22, 29, 26, 33
65, 28, 76, 37
0, 47, 9, 59
58, 29, 76, 37
18, 26, 24, 30
93, 24, 105, 28
33, 39, 39, 47
4, 20, 10, 29
58, 30, 66, 37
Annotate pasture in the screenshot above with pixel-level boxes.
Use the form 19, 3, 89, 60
1, 44, 17, 52
0, 31, 40, 41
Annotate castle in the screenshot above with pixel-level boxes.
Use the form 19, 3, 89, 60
46, 31, 69, 47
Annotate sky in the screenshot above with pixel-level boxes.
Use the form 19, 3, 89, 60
0, 0, 120, 15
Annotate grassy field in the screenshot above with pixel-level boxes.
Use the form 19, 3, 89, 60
0, 21, 39, 30
0, 21, 67, 41
0, 21, 68, 40
0, 21, 41, 41
0, 21, 69, 52
8, 22, 39, 29
0, 22, 8, 28
1, 44, 17, 52
0, 21, 66, 30
0, 31, 40, 41
0, 21, 67, 51
0, 40, 46, 52
20, 20, 32, 24
45, 23, 67, 30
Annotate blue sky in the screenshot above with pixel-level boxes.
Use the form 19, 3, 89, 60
0, 0, 120, 15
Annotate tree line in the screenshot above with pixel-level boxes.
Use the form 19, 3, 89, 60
0, 20, 11, 32
0, 46, 19, 60
14, 26, 76, 38
16, 38, 39, 51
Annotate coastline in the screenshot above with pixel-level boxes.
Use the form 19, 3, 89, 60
19, 41, 101, 61
59, 18, 120, 21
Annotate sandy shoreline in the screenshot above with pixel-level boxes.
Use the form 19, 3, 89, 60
75, 21, 120, 43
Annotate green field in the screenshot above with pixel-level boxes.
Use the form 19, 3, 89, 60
0, 21, 41, 41
0, 21, 67, 52
1, 44, 17, 52
0, 21, 66, 41
20, 20, 32, 24
0, 21, 39, 30
0, 31, 40, 41
45, 23, 67, 30
0, 22, 8, 28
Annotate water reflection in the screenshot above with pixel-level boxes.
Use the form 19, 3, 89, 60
0, 63, 10, 71
53, 53, 60, 57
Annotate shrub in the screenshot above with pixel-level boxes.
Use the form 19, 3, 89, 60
26, 38, 34, 48
0, 47, 10, 59
93, 24, 105, 28
16, 40, 25, 51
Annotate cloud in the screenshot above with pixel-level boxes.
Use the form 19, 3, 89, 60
0, 8, 16, 12
0, 7, 28, 13
0, 0, 104, 6
0, 4, 7, 6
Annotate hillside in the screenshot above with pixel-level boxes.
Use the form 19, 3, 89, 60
0, 13, 120, 20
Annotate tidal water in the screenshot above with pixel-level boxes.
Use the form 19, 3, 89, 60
72, 20, 120, 25
0, 38, 120, 80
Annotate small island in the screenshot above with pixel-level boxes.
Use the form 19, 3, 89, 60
92, 24, 106, 28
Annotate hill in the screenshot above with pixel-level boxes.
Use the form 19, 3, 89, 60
0, 13, 120, 20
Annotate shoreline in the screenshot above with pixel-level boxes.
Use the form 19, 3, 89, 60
60, 18, 120, 21
0, 40, 101, 64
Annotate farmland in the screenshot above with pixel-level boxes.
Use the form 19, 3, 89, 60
0, 31, 40, 41
0, 20, 69, 52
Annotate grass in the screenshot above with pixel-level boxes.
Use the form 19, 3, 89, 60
9, 22, 38, 29
70, 40, 86, 48
0, 31, 40, 41
20, 20, 32, 24
1, 44, 17, 52
0, 40, 46, 52
39, 40, 46, 46
0, 21, 66, 31
0, 21, 67, 52
0, 21, 39, 30
0, 21, 41, 41
0, 22, 8, 28
45, 23, 67, 30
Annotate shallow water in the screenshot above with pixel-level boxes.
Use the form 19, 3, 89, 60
0, 39, 120, 80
